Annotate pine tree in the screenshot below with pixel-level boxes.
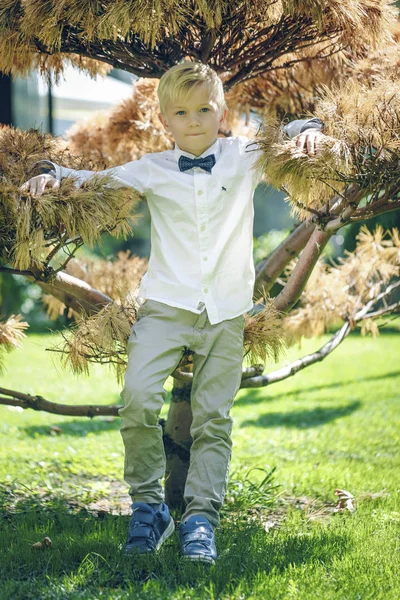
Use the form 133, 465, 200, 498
0, 1, 399, 508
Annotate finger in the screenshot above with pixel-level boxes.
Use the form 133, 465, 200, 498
31, 180, 41, 196
307, 135, 315, 155
28, 177, 40, 196
296, 134, 306, 152
316, 132, 324, 152
49, 179, 60, 190
37, 179, 47, 195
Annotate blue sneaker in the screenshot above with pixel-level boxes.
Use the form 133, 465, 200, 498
179, 515, 217, 564
124, 502, 175, 554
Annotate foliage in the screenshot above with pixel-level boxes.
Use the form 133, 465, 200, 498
0, 127, 141, 272
0, 314, 27, 373
284, 226, 400, 340
226, 20, 400, 121
42, 252, 148, 320
0, 1, 395, 88
66, 79, 173, 167
257, 74, 400, 220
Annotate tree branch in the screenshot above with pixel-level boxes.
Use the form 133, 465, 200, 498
240, 321, 352, 388
363, 301, 400, 320
242, 279, 400, 388
0, 364, 267, 416
351, 200, 400, 222
2, 285, 398, 415
0, 387, 121, 417
273, 228, 332, 313
26, 270, 113, 316
0, 266, 36, 277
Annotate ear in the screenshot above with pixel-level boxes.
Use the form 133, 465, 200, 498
159, 113, 170, 131
219, 108, 228, 127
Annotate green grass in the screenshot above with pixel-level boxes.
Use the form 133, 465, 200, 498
0, 331, 399, 599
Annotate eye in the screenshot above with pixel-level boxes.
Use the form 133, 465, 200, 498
200, 107, 210, 113
176, 110, 186, 116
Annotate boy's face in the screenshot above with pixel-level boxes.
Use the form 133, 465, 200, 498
159, 84, 227, 157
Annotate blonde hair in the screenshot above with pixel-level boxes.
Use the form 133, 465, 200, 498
157, 62, 226, 115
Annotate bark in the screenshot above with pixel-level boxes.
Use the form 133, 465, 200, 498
30, 271, 113, 316
273, 228, 332, 312
254, 186, 363, 304
0, 387, 120, 416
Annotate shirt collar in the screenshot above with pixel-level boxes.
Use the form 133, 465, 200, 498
173, 138, 221, 164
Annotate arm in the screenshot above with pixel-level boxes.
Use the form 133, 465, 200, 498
20, 157, 150, 196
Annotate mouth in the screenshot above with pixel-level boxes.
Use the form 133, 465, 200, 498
187, 133, 204, 136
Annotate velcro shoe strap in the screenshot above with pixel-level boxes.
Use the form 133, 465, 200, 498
183, 532, 210, 543
186, 525, 210, 535
129, 525, 154, 539
131, 511, 155, 525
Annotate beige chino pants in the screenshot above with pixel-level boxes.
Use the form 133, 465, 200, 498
119, 299, 245, 527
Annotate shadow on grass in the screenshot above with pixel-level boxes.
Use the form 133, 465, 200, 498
236, 370, 400, 406
0, 491, 351, 600
23, 417, 121, 438
240, 400, 360, 429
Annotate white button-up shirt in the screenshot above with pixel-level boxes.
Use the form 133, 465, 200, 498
52, 137, 260, 324
51, 120, 321, 324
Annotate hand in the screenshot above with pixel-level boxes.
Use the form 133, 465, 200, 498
19, 174, 60, 196
295, 129, 325, 156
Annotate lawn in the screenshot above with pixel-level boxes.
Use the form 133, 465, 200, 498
0, 331, 399, 599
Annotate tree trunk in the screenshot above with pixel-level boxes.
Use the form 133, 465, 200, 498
163, 378, 193, 512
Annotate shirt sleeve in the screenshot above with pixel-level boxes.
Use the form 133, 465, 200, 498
283, 118, 324, 138
35, 156, 151, 195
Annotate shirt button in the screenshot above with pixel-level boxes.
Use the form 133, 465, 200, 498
200, 225, 205, 231
197, 190, 204, 196
204, 288, 209, 294
203, 256, 208, 261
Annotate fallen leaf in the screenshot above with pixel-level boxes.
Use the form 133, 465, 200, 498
50, 426, 63, 435
262, 519, 277, 532
334, 488, 356, 512
32, 536, 52, 549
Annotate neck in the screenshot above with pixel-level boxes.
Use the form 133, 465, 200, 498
178, 138, 217, 157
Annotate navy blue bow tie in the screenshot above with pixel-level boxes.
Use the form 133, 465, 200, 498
178, 154, 216, 173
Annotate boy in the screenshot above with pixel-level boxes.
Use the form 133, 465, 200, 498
21, 62, 324, 564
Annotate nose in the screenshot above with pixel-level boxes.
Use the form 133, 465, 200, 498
188, 114, 201, 127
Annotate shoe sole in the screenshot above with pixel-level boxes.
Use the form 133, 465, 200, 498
182, 553, 215, 565
155, 517, 175, 551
